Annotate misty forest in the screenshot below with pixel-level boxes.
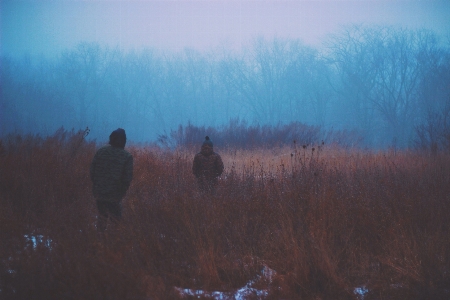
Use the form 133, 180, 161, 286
1, 24, 450, 299
2, 25, 450, 150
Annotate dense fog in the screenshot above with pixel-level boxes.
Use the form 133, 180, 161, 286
1, 25, 450, 149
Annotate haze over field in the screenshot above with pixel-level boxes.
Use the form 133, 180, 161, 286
1, 1, 450, 148
1, 0, 450, 55
2, 0, 449, 57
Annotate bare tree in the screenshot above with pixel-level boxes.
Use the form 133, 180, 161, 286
370, 28, 435, 147
1, 54, 72, 135
101, 49, 162, 139
59, 42, 114, 130
221, 37, 302, 124
326, 25, 381, 146
327, 25, 444, 148
415, 39, 450, 152
283, 46, 333, 126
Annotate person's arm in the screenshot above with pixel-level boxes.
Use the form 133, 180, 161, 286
121, 155, 133, 196
215, 154, 224, 177
192, 154, 200, 178
90, 152, 97, 182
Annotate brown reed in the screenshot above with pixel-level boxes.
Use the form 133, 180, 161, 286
0, 130, 449, 299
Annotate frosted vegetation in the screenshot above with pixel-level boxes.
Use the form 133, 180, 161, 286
1, 25, 449, 150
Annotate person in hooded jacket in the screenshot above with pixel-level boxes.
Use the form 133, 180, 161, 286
90, 128, 133, 231
192, 136, 224, 193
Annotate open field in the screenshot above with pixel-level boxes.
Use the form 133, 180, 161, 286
1, 130, 449, 299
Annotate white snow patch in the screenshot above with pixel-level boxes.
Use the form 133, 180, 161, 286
175, 264, 276, 300
24, 234, 52, 250
354, 285, 369, 300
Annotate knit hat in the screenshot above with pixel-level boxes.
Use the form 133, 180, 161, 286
202, 136, 213, 147
109, 128, 126, 148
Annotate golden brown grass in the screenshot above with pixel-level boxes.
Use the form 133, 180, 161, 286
1, 130, 449, 299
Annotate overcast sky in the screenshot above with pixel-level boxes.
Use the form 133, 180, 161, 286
1, 0, 450, 58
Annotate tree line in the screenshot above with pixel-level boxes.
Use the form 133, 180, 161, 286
1, 25, 449, 150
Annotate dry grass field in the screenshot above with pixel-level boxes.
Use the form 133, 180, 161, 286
1, 129, 449, 299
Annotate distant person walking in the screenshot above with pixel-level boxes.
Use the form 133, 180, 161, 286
90, 128, 133, 231
192, 136, 224, 193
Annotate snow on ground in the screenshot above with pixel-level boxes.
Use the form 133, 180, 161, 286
175, 264, 276, 300
24, 234, 52, 250
175, 263, 370, 300
354, 285, 369, 300
15, 234, 393, 299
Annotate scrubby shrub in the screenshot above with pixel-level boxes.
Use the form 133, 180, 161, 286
159, 119, 366, 151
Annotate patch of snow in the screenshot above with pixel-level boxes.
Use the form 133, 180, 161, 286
354, 285, 369, 300
175, 264, 276, 300
24, 234, 52, 250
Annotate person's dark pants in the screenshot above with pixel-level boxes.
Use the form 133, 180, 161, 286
96, 198, 122, 231
198, 178, 218, 194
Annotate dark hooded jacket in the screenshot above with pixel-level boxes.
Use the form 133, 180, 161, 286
90, 129, 133, 200
192, 144, 224, 185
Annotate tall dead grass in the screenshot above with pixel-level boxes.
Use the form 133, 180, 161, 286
1, 130, 449, 299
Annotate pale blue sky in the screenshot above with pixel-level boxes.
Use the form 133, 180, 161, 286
2, 0, 449, 57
